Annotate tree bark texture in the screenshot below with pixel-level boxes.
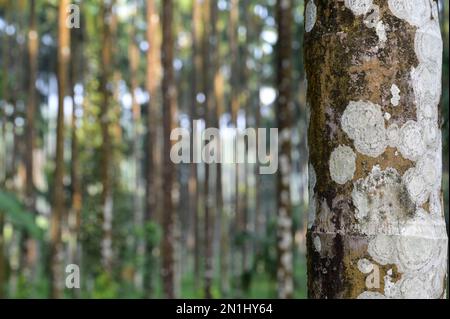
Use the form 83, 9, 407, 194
305, 0, 447, 299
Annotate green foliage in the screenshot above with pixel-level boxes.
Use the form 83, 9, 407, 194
0, 191, 43, 240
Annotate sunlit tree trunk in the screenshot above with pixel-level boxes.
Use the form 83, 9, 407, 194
161, 0, 177, 299
305, 0, 447, 299
50, 0, 70, 299
99, 0, 114, 274
144, 0, 161, 298
276, 0, 294, 299
69, 5, 84, 290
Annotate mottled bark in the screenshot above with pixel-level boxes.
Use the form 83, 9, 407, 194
305, 0, 447, 299
161, 0, 177, 299
50, 0, 71, 299
276, 0, 294, 299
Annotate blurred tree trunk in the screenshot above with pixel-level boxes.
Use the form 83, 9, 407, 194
69, 4, 84, 285
144, 0, 161, 298
128, 11, 144, 290
228, 0, 240, 292
50, 0, 71, 299
190, 0, 202, 289
305, 0, 447, 299
99, 0, 114, 273
276, 0, 294, 299
161, 0, 177, 299
23, 0, 39, 278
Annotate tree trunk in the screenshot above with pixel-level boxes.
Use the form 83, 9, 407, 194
276, 0, 294, 299
99, 0, 114, 274
50, 0, 71, 299
144, 0, 161, 298
305, 0, 447, 299
190, 0, 202, 290
69, 4, 84, 290
161, 0, 177, 299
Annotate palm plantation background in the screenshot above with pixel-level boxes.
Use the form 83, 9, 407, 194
0, 0, 448, 298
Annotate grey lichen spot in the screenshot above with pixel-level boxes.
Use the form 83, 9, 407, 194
398, 120, 425, 161
390, 84, 401, 106
388, 0, 432, 27
352, 166, 414, 236
305, 0, 317, 33
308, 163, 317, 229
345, 0, 373, 16
341, 101, 387, 158
313, 235, 321, 253
329, 145, 356, 185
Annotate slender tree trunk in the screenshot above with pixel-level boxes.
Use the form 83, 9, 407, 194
276, 0, 294, 299
23, 0, 39, 279
50, 0, 71, 299
69, 5, 84, 284
190, 0, 203, 288
228, 0, 240, 292
144, 0, 161, 298
161, 0, 177, 299
305, 0, 447, 299
99, 0, 114, 274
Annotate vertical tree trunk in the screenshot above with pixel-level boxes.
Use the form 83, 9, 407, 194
23, 0, 39, 278
190, 0, 202, 290
161, 0, 177, 299
144, 0, 161, 298
99, 0, 114, 273
69, 3, 83, 269
276, 0, 294, 299
305, 0, 447, 299
50, 0, 71, 299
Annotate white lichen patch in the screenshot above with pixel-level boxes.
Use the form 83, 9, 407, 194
403, 152, 440, 205
357, 258, 374, 273
397, 120, 425, 161
329, 145, 356, 185
386, 124, 400, 148
415, 20, 443, 65
411, 62, 442, 110
390, 84, 400, 106
345, 0, 373, 16
363, 4, 387, 45
358, 207, 448, 298
388, 0, 432, 27
341, 100, 387, 158
305, 0, 317, 33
